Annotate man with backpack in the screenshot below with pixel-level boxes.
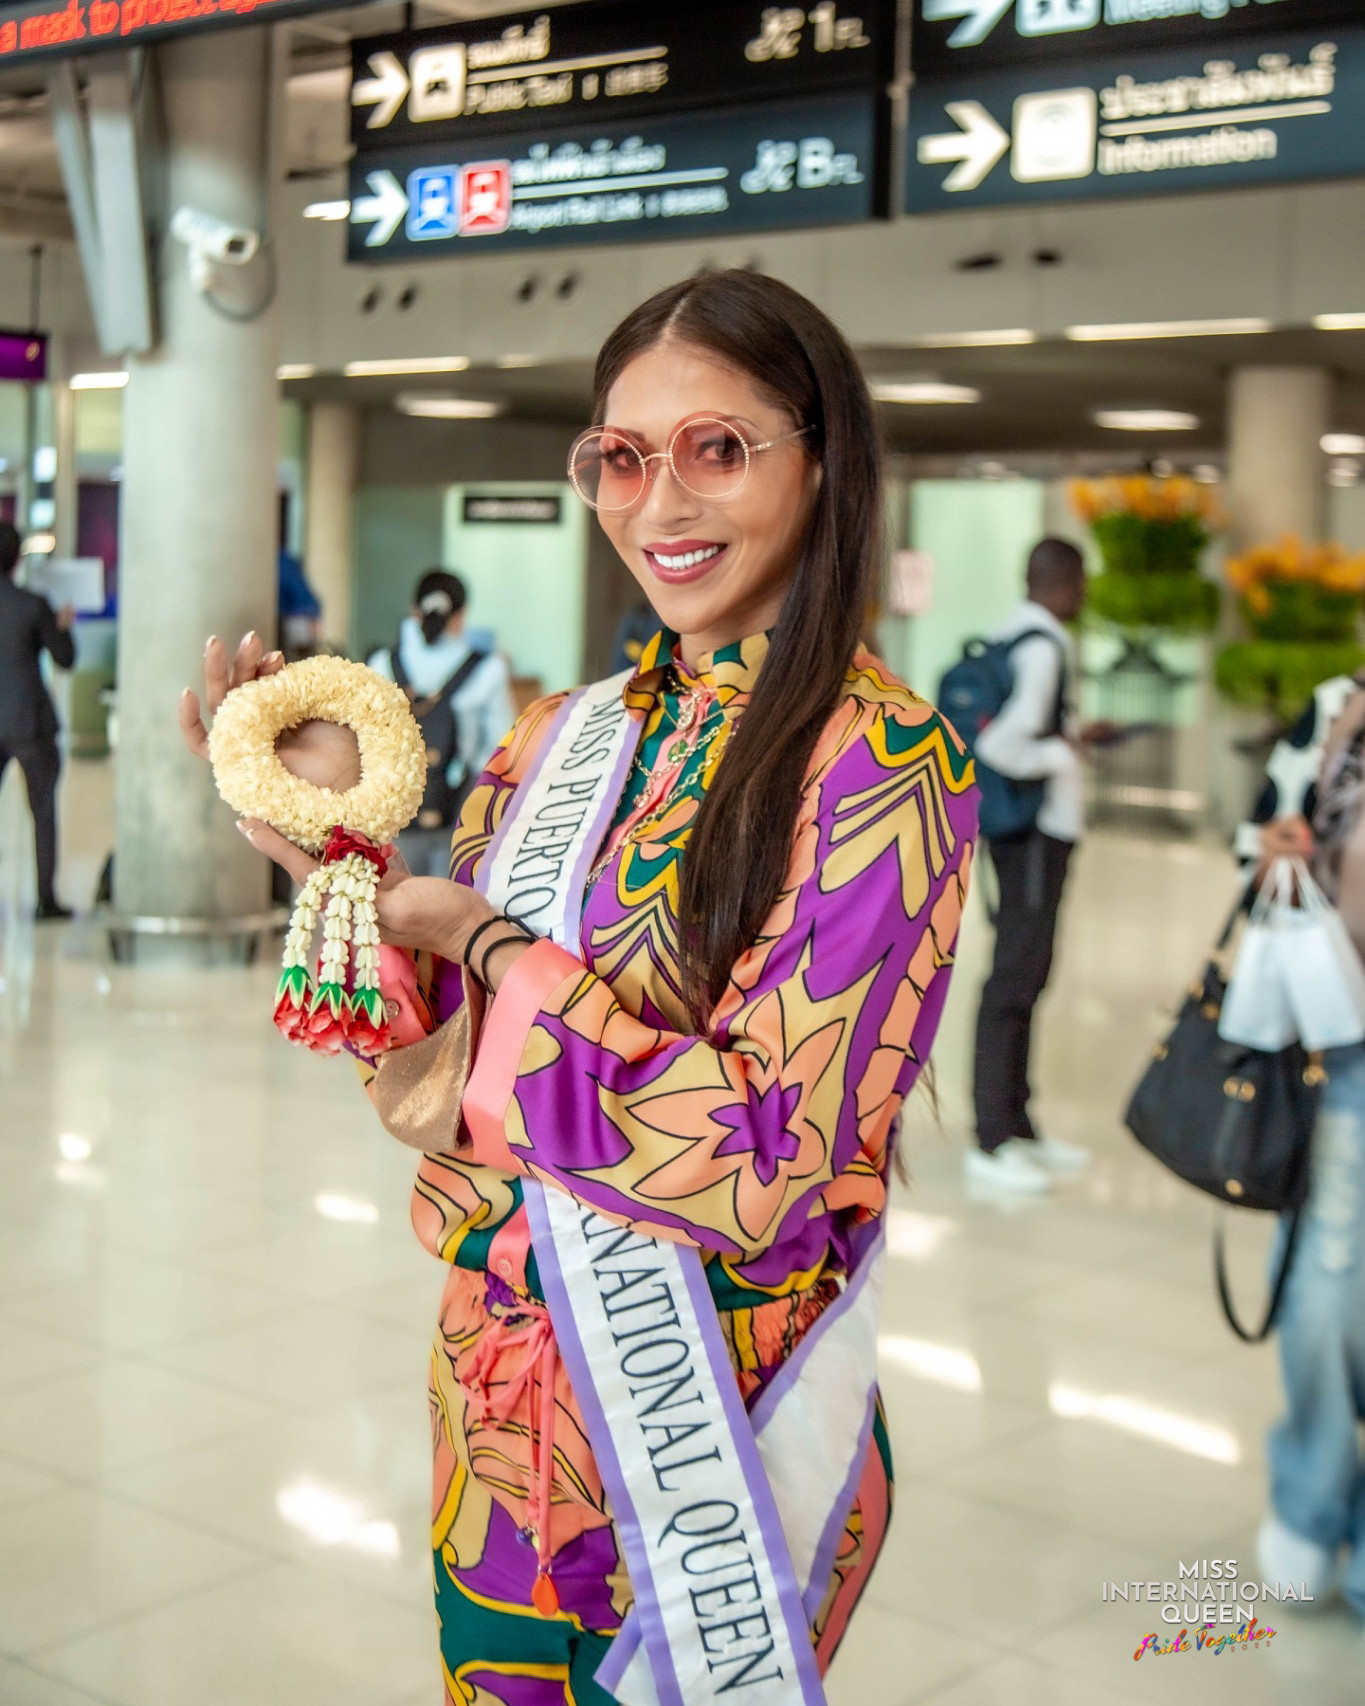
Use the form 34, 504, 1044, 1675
369, 569, 514, 876
941, 538, 1110, 1194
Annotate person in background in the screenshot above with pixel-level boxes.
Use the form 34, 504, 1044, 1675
967, 538, 1109, 1194
0, 521, 76, 920
1239, 670, 1365, 1625
610, 596, 658, 672
369, 569, 514, 877
277, 547, 323, 659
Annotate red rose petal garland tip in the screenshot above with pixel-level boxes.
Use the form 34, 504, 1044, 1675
272, 825, 393, 1057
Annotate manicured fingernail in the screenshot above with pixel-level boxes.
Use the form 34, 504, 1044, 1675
205, 635, 218, 653
235, 820, 255, 841
265, 651, 284, 666
241, 630, 257, 649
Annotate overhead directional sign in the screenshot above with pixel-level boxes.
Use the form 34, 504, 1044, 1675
351, 0, 895, 154
348, 94, 883, 262
912, 0, 1365, 73
908, 25, 1365, 210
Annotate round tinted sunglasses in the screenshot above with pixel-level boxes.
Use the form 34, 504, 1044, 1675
567, 414, 814, 514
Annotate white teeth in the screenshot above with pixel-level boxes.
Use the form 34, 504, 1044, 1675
652, 545, 722, 570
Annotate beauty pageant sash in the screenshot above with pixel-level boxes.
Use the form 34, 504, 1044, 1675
477, 672, 885, 1706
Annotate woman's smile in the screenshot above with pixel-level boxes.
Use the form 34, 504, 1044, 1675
642, 539, 730, 582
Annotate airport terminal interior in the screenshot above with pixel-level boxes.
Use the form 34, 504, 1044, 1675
2, 1, 1365, 1702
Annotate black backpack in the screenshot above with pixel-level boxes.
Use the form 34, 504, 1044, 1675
390, 646, 488, 829
937, 629, 1065, 840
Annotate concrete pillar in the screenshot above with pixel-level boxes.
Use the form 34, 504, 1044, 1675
53, 381, 77, 558
114, 28, 282, 944
1226, 367, 1331, 549
304, 401, 360, 651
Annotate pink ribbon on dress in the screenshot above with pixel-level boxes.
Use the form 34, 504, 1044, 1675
464, 1302, 562, 1616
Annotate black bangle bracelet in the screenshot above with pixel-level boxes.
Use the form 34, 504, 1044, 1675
475, 920, 536, 988
461, 914, 509, 975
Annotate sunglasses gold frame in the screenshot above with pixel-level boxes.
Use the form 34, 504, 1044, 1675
567, 414, 813, 513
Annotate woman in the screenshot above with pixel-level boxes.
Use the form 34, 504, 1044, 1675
1243, 671, 1365, 1625
182, 271, 977, 1704
369, 569, 515, 876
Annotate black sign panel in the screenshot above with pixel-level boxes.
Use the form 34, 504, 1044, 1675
911, 0, 1364, 74
349, 92, 886, 263
351, 0, 894, 153
0, 0, 360, 69
907, 26, 1363, 210
463, 493, 563, 524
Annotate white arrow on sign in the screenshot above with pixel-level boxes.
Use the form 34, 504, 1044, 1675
917, 100, 1010, 192
351, 171, 409, 247
352, 50, 410, 129
922, 0, 1014, 50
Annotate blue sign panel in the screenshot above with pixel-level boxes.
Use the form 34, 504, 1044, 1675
906, 25, 1365, 210
349, 92, 886, 263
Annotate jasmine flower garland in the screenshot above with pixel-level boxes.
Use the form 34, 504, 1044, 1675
208, 656, 427, 1055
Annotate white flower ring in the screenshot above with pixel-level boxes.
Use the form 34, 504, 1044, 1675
208, 656, 428, 1056
208, 654, 426, 852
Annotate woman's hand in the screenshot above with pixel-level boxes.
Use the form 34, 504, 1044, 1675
178, 632, 286, 762
1256, 815, 1313, 893
234, 817, 520, 973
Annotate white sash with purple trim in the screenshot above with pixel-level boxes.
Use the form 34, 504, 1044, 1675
477, 672, 885, 1706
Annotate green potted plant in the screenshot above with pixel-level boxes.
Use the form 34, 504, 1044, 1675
1069, 474, 1220, 633
1216, 537, 1365, 723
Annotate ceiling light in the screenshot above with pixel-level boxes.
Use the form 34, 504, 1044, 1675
1094, 409, 1199, 432
397, 395, 503, 420
1314, 313, 1365, 331
304, 200, 351, 222
496, 354, 542, 369
1049, 1383, 1239, 1464
1066, 318, 1271, 341
277, 363, 317, 381
1321, 433, 1365, 456
69, 370, 128, 389
1327, 461, 1361, 489
344, 357, 470, 378
909, 329, 1035, 348
871, 381, 982, 405
58, 1133, 92, 1162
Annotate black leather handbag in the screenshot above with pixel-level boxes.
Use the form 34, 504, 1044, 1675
1124, 897, 1324, 1342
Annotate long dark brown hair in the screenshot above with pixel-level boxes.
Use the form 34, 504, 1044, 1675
592, 270, 883, 1033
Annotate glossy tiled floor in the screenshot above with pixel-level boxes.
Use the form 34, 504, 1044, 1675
1, 760, 1361, 1704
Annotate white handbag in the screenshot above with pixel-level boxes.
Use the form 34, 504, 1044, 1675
1276, 858, 1365, 1051
1217, 861, 1299, 1051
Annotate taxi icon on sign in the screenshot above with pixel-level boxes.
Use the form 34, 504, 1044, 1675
459, 163, 513, 235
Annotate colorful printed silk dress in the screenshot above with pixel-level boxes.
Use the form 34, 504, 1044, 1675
360, 630, 978, 1706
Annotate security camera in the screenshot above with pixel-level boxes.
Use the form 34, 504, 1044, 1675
169, 206, 261, 292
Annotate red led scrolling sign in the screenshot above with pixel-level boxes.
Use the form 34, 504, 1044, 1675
0, 0, 352, 65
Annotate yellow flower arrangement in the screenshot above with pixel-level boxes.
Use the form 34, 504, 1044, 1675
1224, 536, 1365, 617
1069, 474, 1220, 630
1069, 474, 1222, 528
